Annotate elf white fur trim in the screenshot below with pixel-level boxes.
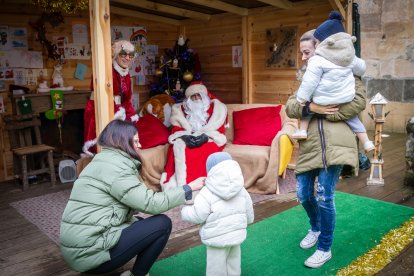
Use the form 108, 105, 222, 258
172, 138, 187, 186
114, 107, 126, 121
130, 114, 139, 122
82, 138, 97, 157
113, 61, 129, 77
185, 83, 208, 98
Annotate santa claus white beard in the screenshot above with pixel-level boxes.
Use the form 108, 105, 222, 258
186, 100, 209, 132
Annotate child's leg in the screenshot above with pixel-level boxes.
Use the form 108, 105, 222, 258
346, 116, 374, 152
227, 245, 241, 276
299, 117, 311, 131
206, 246, 228, 276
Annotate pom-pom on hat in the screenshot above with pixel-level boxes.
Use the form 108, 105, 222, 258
314, 11, 345, 42
206, 152, 232, 173
112, 40, 135, 60
185, 81, 208, 98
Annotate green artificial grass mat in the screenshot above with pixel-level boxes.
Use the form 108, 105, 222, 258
150, 192, 414, 276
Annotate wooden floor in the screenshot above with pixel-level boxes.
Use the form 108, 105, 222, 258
0, 133, 413, 275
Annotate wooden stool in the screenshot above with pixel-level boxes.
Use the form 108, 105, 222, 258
4, 114, 56, 190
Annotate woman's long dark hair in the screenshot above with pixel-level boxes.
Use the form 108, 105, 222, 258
98, 119, 141, 161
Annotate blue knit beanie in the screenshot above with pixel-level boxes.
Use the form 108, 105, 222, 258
206, 152, 232, 172
314, 11, 344, 42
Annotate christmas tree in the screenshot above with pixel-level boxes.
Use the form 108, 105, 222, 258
149, 35, 201, 102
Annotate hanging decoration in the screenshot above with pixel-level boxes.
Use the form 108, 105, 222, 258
45, 90, 64, 144
30, 12, 64, 60
31, 0, 88, 14
149, 34, 201, 102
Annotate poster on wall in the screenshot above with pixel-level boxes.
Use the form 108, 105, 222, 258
232, 46, 242, 68
9, 27, 28, 50
265, 26, 298, 69
65, 43, 91, 60
0, 26, 11, 51
0, 80, 5, 91
72, 22, 88, 44
54, 36, 68, 59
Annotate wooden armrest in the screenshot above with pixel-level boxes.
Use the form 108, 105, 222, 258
278, 134, 293, 176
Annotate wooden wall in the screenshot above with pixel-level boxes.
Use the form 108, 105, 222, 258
0, 4, 179, 181
183, 14, 243, 103
247, 1, 331, 104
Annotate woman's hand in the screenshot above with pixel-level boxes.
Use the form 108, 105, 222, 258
309, 103, 339, 115
188, 177, 206, 191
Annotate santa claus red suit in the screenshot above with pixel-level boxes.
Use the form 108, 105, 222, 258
161, 82, 228, 190
83, 40, 139, 156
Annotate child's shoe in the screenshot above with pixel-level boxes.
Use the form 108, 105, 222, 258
363, 141, 375, 153
304, 249, 332, 268
292, 129, 308, 140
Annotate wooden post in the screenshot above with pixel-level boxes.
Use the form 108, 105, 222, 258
242, 16, 252, 104
89, 0, 113, 150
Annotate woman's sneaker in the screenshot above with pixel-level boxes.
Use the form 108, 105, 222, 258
300, 230, 320, 249
363, 141, 375, 153
292, 129, 308, 140
304, 249, 332, 268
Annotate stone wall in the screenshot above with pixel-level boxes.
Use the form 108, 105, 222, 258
355, 0, 414, 133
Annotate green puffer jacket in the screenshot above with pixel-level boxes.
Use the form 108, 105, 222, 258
60, 147, 186, 272
285, 79, 367, 174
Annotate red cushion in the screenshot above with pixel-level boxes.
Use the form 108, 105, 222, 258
136, 115, 170, 149
233, 106, 282, 146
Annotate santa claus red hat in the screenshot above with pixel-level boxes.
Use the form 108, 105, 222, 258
185, 81, 208, 98
112, 40, 135, 59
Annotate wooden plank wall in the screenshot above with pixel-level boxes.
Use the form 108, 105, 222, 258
183, 15, 243, 104
248, 1, 331, 104
0, 4, 178, 181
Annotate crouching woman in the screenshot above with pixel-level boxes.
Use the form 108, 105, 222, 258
59, 119, 204, 276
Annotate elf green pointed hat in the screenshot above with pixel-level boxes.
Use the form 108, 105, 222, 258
45, 90, 64, 120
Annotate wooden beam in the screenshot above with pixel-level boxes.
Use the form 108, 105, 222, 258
184, 0, 248, 16
89, 0, 113, 145
111, 0, 211, 21
328, 0, 346, 20
346, 0, 353, 33
110, 6, 181, 26
242, 16, 252, 104
256, 0, 293, 9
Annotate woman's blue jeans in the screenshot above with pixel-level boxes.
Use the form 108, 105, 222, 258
296, 165, 343, 252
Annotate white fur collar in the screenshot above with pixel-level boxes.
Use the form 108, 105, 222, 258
113, 60, 129, 76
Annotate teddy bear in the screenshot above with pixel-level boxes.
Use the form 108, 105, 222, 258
139, 94, 175, 127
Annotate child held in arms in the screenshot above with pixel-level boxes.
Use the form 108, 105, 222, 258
292, 11, 374, 153
181, 152, 254, 276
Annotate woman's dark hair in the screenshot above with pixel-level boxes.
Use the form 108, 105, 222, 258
97, 119, 141, 161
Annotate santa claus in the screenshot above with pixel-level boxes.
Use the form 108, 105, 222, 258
161, 82, 228, 190
83, 40, 139, 156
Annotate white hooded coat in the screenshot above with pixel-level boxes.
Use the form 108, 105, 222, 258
296, 32, 366, 105
181, 160, 254, 247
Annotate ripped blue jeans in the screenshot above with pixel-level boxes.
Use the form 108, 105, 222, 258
296, 165, 343, 252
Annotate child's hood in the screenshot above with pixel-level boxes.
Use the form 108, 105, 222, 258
315, 32, 356, 67
205, 159, 244, 200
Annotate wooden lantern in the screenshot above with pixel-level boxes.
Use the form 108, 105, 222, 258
367, 93, 388, 186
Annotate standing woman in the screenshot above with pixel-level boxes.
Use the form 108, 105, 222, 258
285, 29, 367, 268
60, 120, 204, 276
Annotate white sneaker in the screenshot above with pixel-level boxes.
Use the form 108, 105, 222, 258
304, 249, 332, 268
300, 230, 320, 249
363, 141, 375, 152
292, 129, 308, 140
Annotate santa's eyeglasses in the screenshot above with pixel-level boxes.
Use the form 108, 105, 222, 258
119, 50, 135, 59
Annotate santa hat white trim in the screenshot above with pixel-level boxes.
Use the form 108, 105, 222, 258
185, 83, 208, 98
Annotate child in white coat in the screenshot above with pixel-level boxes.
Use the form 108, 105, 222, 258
292, 11, 374, 153
181, 152, 254, 276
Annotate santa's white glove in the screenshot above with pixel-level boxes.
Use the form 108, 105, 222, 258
130, 114, 139, 122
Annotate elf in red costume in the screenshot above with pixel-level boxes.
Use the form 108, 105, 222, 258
83, 40, 139, 156
161, 82, 228, 191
